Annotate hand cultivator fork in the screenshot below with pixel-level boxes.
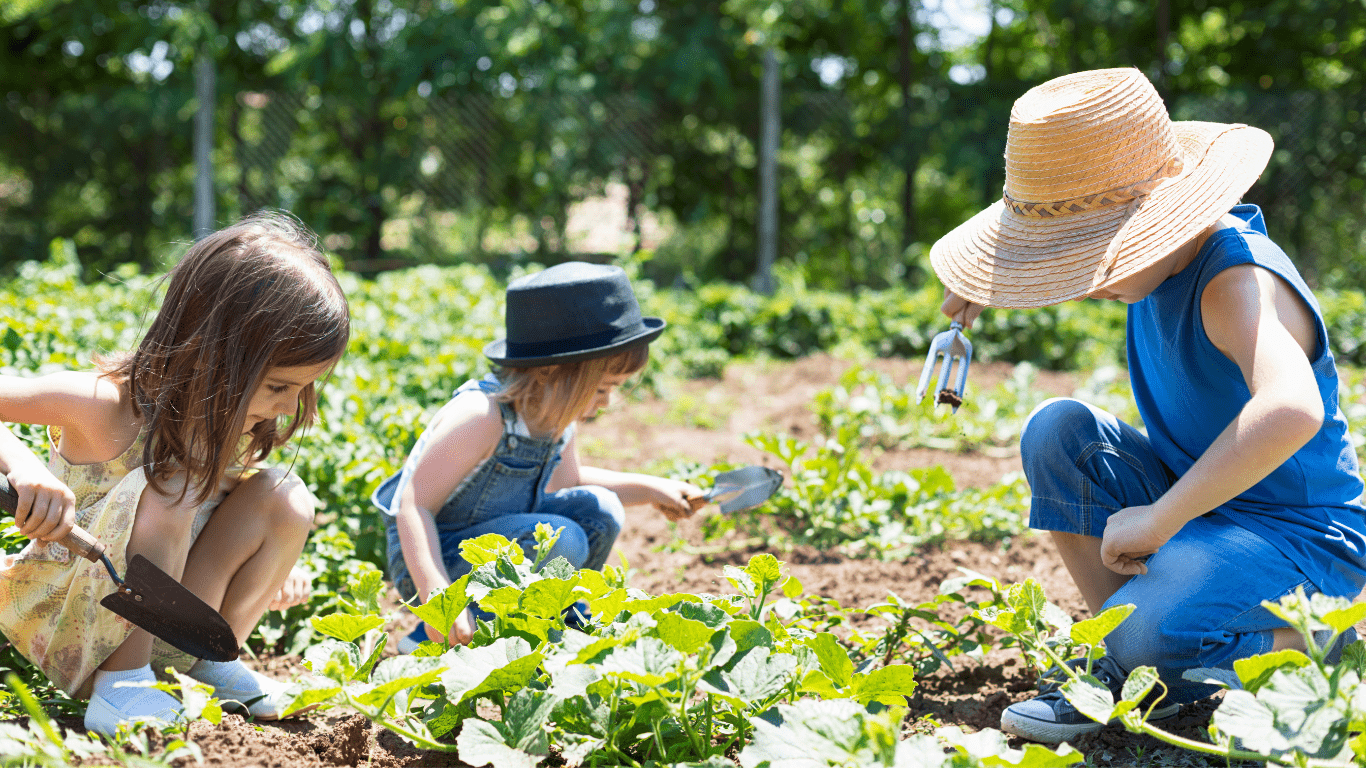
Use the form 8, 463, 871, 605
916, 321, 973, 413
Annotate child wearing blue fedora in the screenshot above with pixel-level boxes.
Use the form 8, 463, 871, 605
373, 262, 705, 650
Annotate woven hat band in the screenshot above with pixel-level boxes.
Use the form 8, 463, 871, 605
1003, 156, 1185, 219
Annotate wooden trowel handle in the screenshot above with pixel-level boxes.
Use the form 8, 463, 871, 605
0, 474, 108, 563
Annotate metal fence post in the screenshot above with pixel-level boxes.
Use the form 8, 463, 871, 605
193, 54, 215, 239
755, 47, 779, 295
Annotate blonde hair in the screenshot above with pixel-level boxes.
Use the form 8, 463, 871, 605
494, 343, 650, 437
98, 212, 350, 505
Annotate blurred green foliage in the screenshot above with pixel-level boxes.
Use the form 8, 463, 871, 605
0, 0, 1362, 288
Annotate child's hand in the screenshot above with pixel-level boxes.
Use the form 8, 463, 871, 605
646, 478, 706, 522
940, 288, 984, 330
423, 607, 476, 647
6, 465, 77, 543
268, 566, 313, 611
1101, 504, 1178, 576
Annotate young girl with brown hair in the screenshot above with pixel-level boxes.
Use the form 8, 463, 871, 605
373, 261, 704, 651
0, 212, 350, 736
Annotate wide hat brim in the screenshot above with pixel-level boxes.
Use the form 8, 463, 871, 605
930, 121, 1274, 308
484, 318, 666, 367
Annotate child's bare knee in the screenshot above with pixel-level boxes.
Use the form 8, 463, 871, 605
239, 469, 316, 534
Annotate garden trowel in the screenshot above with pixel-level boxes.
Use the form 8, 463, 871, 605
0, 476, 240, 662
694, 465, 784, 514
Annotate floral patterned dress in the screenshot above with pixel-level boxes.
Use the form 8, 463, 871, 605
0, 427, 218, 698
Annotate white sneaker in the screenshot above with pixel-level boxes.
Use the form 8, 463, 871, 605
84, 689, 183, 738
189, 660, 294, 720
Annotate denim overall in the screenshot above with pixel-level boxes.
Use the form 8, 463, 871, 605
372, 377, 624, 605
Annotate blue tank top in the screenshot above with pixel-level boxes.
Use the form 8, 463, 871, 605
1128, 205, 1366, 597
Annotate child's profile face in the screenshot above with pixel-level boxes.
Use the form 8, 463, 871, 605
243, 360, 335, 433
581, 372, 633, 421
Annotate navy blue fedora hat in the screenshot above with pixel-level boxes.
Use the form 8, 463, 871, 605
484, 262, 666, 367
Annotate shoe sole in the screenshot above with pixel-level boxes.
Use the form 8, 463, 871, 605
1001, 702, 1180, 743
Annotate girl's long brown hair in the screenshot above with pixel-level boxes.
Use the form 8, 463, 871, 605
99, 212, 350, 504
494, 343, 650, 438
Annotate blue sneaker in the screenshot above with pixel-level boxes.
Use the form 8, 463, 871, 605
1001, 655, 1179, 743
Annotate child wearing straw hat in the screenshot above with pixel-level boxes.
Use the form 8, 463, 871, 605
372, 262, 706, 652
931, 68, 1366, 743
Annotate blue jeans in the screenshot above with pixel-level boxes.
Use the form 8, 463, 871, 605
385, 485, 624, 604
1021, 398, 1318, 704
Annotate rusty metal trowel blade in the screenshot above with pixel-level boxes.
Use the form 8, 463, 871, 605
100, 555, 240, 662
709, 465, 784, 514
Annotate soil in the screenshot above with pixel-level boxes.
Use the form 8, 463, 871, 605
38, 356, 1272, 766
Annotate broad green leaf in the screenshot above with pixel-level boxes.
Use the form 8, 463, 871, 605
547, 664, 600, 700
744, 553, 784, 585
1211, 689, 1282, 752
1068, 604, 1132, 647
501, 689, 559, 752
303, 638, 362, 683
939, 725, 1084, 767
354, 656, 446, 712
656, 612, 713, 654
461, 533, 524, 567
673, 600, 732, 628
974, 605, 1027, 635
410, 578, 472, 638
700, 647, 798, 708
1234, 649, 1312, 692
427, 701, 472, 739
737, 699, 879, 768
806, 632, 854, 688
727, 620, 774, 656
572, 570, 618, 603
850, 665, 918, 707
519, 577, 580, 618
780, 574, 803, 598
597, 637, 684, 686
440, 638, 544, 704
725, 566, 758, 600
1005, 580, 1048, 623
798, 668, 842, 699
499, 614, 558, 645
1061, 676, 1113, 725
1341, 640, 1366, 674
279, 681, 343, 718
171, 672, 221, 724
311, 613, 385, 644
1321, 603, 1366, 634
1118, 664, 1159, 705
1182, 666, 1242, 690
346, 568, 386, 615
479, 585, 524, 617
455, 719, 543, 768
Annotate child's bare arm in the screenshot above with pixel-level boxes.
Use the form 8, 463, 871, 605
548, 432, 704, 519
0, 371, 128, 541
394, 395, 501, 642
1101, 264, 1324, 574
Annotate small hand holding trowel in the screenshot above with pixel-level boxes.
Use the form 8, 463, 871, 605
916, 320, 973, 413
1, 476, 240, 661
687, 465, 784, 514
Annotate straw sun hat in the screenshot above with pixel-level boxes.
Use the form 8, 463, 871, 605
930, 67, 1274, 308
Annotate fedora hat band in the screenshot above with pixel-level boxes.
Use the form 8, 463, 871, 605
503, 322, 649, 360
1004, 156, 1185, 219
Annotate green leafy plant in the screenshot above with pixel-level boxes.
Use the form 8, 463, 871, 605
697, 429, 1031, 558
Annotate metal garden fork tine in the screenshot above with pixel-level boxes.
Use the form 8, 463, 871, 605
915, 321, 973, 413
